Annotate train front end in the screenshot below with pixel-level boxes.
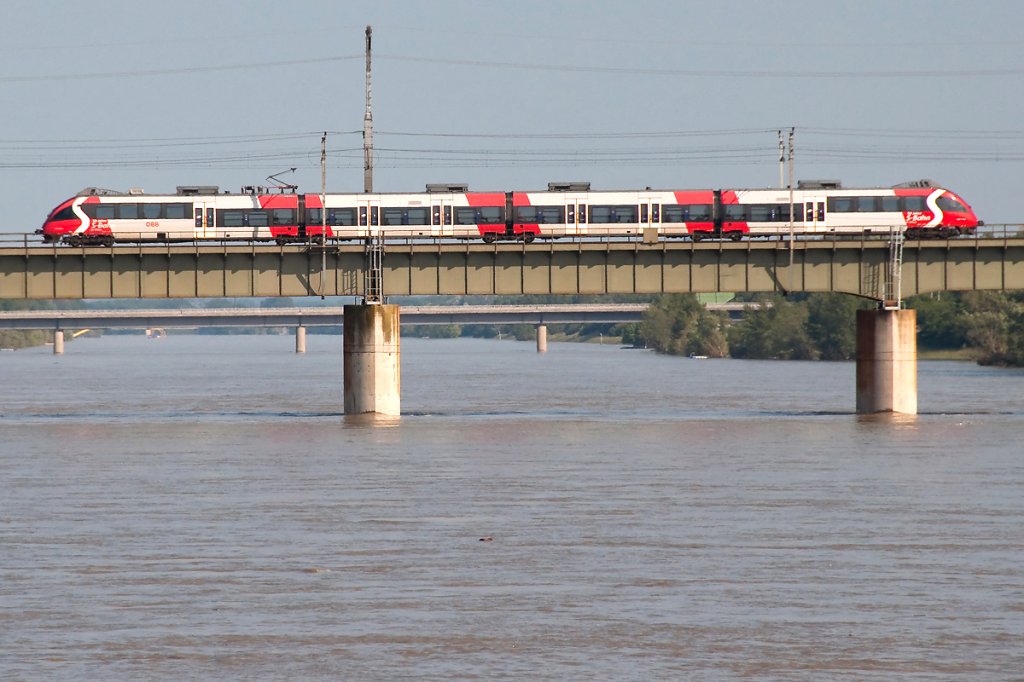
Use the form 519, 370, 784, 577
895, 185, 981, 237
38, 196, 84, 244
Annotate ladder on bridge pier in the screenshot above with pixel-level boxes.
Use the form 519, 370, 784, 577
882, 227, 905, 310
364, 233, 385, 304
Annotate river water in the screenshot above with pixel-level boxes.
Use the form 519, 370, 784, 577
2, 335, 1022, 680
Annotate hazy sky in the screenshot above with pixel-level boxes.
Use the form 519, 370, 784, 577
3, 0, 1022, 233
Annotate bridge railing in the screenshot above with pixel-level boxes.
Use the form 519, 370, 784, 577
2, 225, 1023, 250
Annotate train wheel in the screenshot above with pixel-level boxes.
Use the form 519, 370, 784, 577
729, 231, 743, 242
523, 233, 535, 244
691, 232, 704, 243
482, 233, 497, 244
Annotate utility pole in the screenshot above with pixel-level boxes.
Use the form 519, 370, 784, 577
778, 130, 785, 190
363, 25, 373, 194
788, 127, 796, 283
320, 131, 327, 298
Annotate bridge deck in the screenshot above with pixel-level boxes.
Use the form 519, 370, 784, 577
2, 235, 1023, 300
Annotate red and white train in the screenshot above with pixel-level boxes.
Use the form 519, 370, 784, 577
38, 180, 979, 246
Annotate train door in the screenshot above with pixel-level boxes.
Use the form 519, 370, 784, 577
804, 196, 826, 233
357, 198, 380, 238
562, 196, 588, 237
194, 202, 216, 239
561, 196, 576, 237
639, 195, 659, 239
430, 195, 455, 238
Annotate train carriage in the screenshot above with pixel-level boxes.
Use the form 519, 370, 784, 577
38, 179, 979, 245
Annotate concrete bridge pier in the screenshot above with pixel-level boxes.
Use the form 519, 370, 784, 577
343, 304, 401, 416
856, 308, 917, 415
53, 330, 64, 355
536, 324, 548, 353
295, 325, 306, 354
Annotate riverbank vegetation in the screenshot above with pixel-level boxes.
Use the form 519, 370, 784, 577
3, 292, 1023, 366
626, 291, 1024, 366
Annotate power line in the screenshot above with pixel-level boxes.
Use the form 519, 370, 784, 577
376, 54, 1024, 78
4, 52, 1022, 85
0, 56, 362, 84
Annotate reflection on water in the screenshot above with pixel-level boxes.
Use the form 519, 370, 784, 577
2, 335, 1023, 679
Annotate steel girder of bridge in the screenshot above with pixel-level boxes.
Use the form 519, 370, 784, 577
2, 238, 1023, 301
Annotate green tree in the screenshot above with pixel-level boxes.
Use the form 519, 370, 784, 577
639, 294, 729, 357
729, 296, 816, 360
907, 293, 970, 349
963, 291, 1024, 366
805, 293, 869, 360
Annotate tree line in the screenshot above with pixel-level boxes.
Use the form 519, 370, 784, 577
620, 291, 1024, 366
3, 292, 1023, 366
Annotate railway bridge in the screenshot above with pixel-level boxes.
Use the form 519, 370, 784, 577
3, 232, 1024, 416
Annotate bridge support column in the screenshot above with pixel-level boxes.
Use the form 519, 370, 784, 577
344, 304, 401, 416
856, 309, 917, 415
295, 326, 306, 354
536, 324, 548, 353
53, 330, 64, 355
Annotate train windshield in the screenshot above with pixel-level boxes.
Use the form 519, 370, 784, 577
49, 206, 76, 221
937, 195, 968, 213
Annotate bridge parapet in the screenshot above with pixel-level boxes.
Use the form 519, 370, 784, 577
1, 235, 1023, 301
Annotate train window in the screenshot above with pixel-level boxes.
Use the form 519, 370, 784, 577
407, 207, 430, 225
828, 197, 856, 213
271, 209, 294, 225
166, 203, 189, 220
722, 204, 748, 221
856, 197, 880, 212
880, 196, 900, 212
515, 206, 537, 223
640, 204, 649, 223
453, 206, 503, 224
443, 206, 451, 225
118, 204, 139, 220
749, 205, 772, 222
514, 206, 564, 224
662, 205, 684, 222
333, 208, 358, 224
380, 207, 429, 225
432, 206, 441, 226
689, 204, 712, 221
307, 206, 360, 225
937, 195, 967, 212
248, 210, 269, 227
381, 208, 404, 226
51, 206, 76, 221
478, 206, 504, 224
774, 204, 798, 222
95, 204, 116, 220
369, 206, 379, 226
454, 207, 476, 225
651, 204, 659, 222
663, 204, 714, 222
220, 210, 244, 227
578, 205, 587, 223
902, 196, 926, 212
590, 205, 637, 224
